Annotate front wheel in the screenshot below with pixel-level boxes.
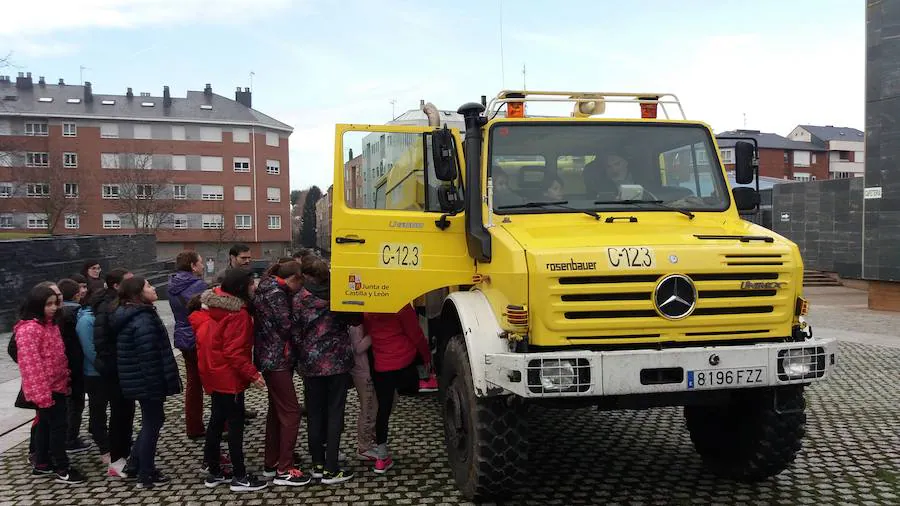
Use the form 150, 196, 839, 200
441, 335, 527, 502
685, 385, 807, 482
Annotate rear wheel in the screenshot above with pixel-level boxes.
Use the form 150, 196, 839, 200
441, 335, 527, 501
684, 385, 806, 482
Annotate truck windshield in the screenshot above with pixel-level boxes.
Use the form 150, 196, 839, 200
489, 123, 730, 214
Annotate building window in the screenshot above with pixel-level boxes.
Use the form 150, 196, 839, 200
201, 214, 224, 229
200, 127, 223, 142
839, 151, 851, 161
233, 157, 251, 172
26, 213, 49, 229
793, 151, 810, 167
136, 184, 153, 199
25, 122, 48, 136
720, 148, 735, 164
64, 152, 78, 168
102, 184, 120, 199
172, 125, 186, 141
235, 214, 252, 229
267, 187, 281, 203
65, 214, 79, 229
201, 185, 224, 200
784, 152, 790, 164
793, 172, 811, 182
200, 156, 223, 172
173, 215, 189, 229
172, 155, 186, 170
0, 183, 11, 198
100, 123, 119, 138
26, 152, 49, 167
133, 124, 152, 139
268, 215, 282, 230
266, 160, 280, 175
811, 153, 817, 164
63, 122, 77, 137
101, 153, 119, 169
64, 183, 79, 198
102, 214, 121, 229
0, 214, 12, 229
266, 132, 279, 147
173, 184, 186, 200
234, 186, 252, 201
233, 129, 250, 143
27, 183, 50, 197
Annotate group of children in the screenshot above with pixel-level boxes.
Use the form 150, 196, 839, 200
11, 250, 436, 494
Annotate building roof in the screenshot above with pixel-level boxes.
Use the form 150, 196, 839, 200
796, 125, 864, 142
728, 173, 795, 190
716, 129, 824, 151
390, 109, 466, 126
0, 78, 292, 132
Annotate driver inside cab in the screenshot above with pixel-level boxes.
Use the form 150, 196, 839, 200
583, 153, 635, 199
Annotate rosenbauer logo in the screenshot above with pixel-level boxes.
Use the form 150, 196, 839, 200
545, 258, 597, 272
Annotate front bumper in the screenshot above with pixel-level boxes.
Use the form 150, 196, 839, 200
483, 338, 838, 398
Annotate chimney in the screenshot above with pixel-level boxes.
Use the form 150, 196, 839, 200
348, 148, 354, 161
235, 86, 252, 108
163, 86, 172, 107
38, 76, 46, 87
204, 83, 212, 96
16, 72, 33, 90
126, 87, 134, 100
419, 99, 425, 110
83, 81, 93, 103
58, 78, 65, 86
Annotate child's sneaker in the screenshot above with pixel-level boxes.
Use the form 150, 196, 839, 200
230, 474, 268, 492
201, 452, 232, 474
310, 464, 324, 479
272, 468, 311, 486
321, 468, 354, 485
65, 438, 93, 454
374, 456, 395, 474
150, 470, 171, 486
107, 458, 128, 478
55, 467, 86, 484
419, 373, 439, 393
31, 464, 53, 476
204, 470, 233, 488
261, 466, 277, 479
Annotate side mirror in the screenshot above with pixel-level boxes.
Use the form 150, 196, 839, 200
733, 186, 760, 212
734, 141, 755, 184
431, 127, 458, 181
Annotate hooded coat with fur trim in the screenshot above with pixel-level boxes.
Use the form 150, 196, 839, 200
190, 288, 259, 394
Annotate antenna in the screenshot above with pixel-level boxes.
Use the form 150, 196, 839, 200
249, 71, 255, 91
390, 99, 397, 120
522, 63, 527, 91
499, 0, 505, 88
743, 112, 747, 128
79, 65, 89, 85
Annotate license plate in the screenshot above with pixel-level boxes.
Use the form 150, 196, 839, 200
687, 367, 766, 389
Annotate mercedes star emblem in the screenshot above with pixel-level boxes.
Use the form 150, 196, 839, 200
669, 254, 678, 264
653, 274, 697, 320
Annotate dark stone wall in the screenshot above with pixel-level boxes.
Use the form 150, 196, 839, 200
0, 234, 156, 330
866, 1, 900, 281
772, 179, 864, 278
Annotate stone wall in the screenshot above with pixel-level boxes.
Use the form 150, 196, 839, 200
0, 234, 156, 330
772, 178, 864, 278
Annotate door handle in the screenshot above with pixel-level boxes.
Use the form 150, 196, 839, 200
335, 236, 366, 244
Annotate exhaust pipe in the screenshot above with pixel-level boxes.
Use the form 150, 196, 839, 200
422, 101, 441, 127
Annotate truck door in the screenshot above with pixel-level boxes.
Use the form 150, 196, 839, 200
331, 124, 475, 314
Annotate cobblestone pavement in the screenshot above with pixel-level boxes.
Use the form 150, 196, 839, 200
0, 340, 896, 505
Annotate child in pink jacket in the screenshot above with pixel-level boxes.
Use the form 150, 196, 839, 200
15, 283, 85, 484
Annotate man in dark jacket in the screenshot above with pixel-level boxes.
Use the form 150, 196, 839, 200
90, 268, 135, 477
57, 278, 92, 454
168, 251, 208, 438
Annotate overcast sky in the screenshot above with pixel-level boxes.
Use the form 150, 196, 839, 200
1, 0, 864, 191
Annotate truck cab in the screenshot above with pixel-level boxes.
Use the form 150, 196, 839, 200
330, 91, 837, 502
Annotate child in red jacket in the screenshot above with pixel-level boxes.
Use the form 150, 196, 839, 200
363, 303, 432, 473
15, 283, 86, 484
190, 269, 267, 493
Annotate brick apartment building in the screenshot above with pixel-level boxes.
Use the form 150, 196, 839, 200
0, 72, 293, 264
717, 126, 864, 181
315, 185, 333, 252
343, 152, 363, 208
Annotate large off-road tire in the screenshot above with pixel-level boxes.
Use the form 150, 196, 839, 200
441, 334, 527, 502
684, 385, 807, 482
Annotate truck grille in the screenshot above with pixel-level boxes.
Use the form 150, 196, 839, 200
542, 252, 793, 343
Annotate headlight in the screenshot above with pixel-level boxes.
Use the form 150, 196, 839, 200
778, 347, 826, 381
539, 360, 577, 391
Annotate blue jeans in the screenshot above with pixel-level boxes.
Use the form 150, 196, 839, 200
130, 399, 165, 481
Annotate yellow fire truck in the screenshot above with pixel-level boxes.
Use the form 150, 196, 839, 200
330, 91, 837, 501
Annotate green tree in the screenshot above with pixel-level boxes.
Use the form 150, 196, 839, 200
300, 185, 322, 248
290, 189, 302, 206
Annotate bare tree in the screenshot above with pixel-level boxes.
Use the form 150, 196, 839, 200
3, 145, 85, 234
112, 153, 178, 233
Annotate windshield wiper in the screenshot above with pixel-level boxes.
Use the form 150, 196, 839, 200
593, 199, 695, 219
497, 200, 601, 220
